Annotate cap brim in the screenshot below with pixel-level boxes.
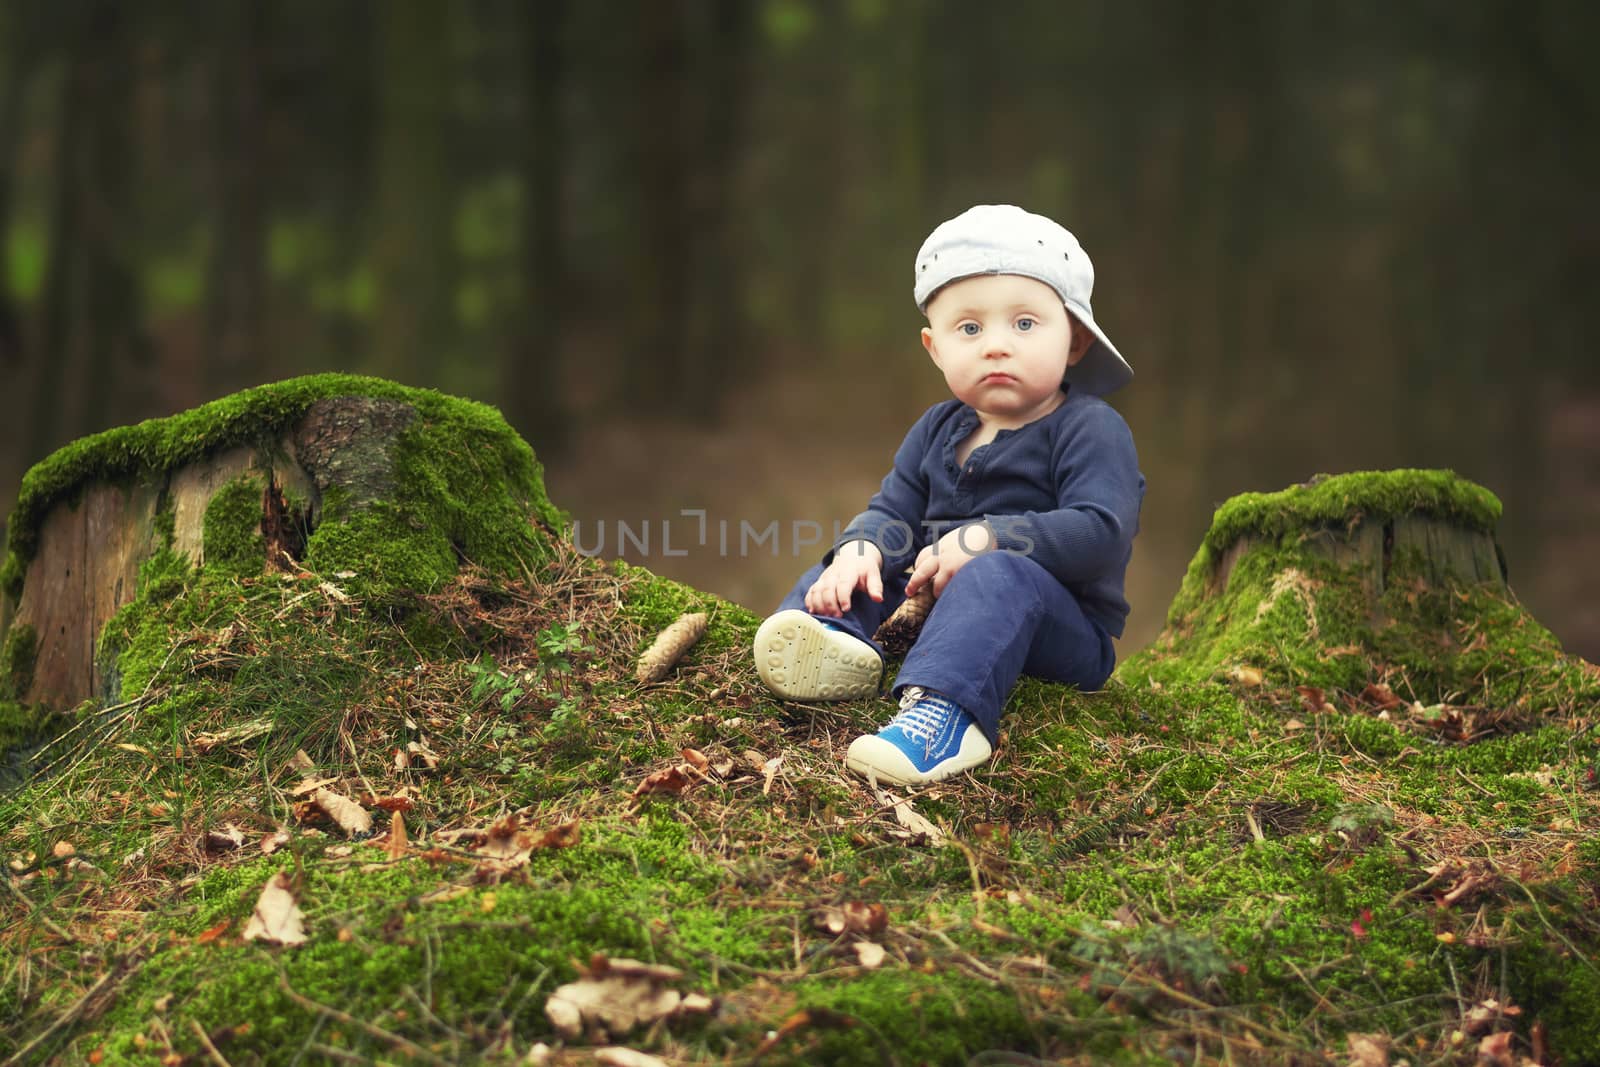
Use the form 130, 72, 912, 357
1063, 299, 1134, 396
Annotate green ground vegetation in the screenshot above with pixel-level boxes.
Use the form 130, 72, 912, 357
2, 408, 1597, 1066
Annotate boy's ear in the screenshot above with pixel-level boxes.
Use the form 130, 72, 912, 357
1066, 316, 1094, 366
921, 326, 941, 366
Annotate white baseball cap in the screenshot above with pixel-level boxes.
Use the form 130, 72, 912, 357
914, 204, 1134, 396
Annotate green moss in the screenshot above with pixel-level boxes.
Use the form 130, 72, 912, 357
1202, 468, 1501, 561
0, 622, 36, 702
202, 473, 267, 580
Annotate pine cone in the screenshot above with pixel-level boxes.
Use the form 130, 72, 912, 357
635, 612, 709, 683
873, 585, 934, 657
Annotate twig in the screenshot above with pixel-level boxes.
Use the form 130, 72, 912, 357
277, 967, 452, 1067
188, 1019, 235, 1067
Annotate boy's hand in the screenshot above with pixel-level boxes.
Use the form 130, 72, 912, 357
805, 540, 884, 617
905, 521, 993, 599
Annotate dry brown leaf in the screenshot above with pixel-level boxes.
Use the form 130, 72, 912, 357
891, 800, 946, 845
681, 747, 708, 770
191, 719, 273, 753
52, 841, 75, 859
260, 829, 291, 855
544, 955, 698, 1039
813, 901, 889, 937
419, 884, 472, 905
595, 1050, 669, 1067
406, 738, 440, 769
290, 776, 339, 797
480, 814, 526, 860
384, 812, 409, 861
371, 795, 415, 813
288, 749, 315, 772
1345, 1032, 1389, 1067
529, 819, 581, 850
1295, 685, 1325, 715
633, 766, 693, 798
1476, 1030, 1514, 1067
312, 788, 373, 837
1228, 665, 1265, 687
761, 756, 783, 796
204, 824, 246, 853
1361, 683, 1403, 710
241, 873, 306, 946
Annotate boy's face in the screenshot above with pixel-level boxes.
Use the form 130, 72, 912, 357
920, 274, 1086, 426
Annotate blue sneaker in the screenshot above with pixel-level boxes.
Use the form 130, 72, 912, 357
846, 687, 993, 785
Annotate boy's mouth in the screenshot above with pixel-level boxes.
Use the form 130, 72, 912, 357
981, 372, 1017, 385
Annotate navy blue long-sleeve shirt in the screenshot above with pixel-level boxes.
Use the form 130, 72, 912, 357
829, 392, 1144, 638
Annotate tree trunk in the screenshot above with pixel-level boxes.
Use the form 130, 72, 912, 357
204, 0, 268, 399
502, 0, 570, 458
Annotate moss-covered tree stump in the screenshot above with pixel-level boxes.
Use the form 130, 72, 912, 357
1126, 469, 1592, 719
0, 375, 562, 717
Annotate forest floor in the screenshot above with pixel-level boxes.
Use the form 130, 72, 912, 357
3, 528, 1599, 1066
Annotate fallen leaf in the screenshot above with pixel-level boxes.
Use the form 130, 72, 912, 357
754, 1009, 855, 1055
52, 841, 75, 859
384, 812, 408, 861
596, 1049, 669, 1067
406, 738, 440, 770
544, 955, 699, 1039
529, 819, 581, 850
888, 797, 946, 846
762, 756, 784, 796
633, 766, 693, 798
419, 884, 471, 905
813, 901, 889, 937
1229, 665, 1265, 687
1345, 1032, 1389, 1067
287, 750, 315, 773
1477, 1030, 1514, 1067
241, 873, 307, 946
1361, 683, 1403, 710
853, 942, 886, 969
312, 788, 373, 837
205, 824, 246, 853
290, 776, 339, 797
260, 829, 291, 855
371, 795, 415, 813
195, 920, 230, 944
680, 747, 708, 770
191, 719, 273, 753
1295, 685, 1325, 715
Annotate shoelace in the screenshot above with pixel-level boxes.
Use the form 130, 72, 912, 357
887, 689, 957, 748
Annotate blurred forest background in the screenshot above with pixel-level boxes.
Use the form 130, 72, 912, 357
1, 0, 1597, 661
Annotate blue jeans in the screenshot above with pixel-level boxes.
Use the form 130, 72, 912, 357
776, 551, 1115, 744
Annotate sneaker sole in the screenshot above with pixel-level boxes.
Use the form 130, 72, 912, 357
754, 610, 882, 701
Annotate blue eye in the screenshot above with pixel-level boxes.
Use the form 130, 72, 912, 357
1016, 318, 1036, 332
959, 323, 980, 336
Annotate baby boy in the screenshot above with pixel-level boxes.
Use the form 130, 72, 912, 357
753, 204, 1145, 786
